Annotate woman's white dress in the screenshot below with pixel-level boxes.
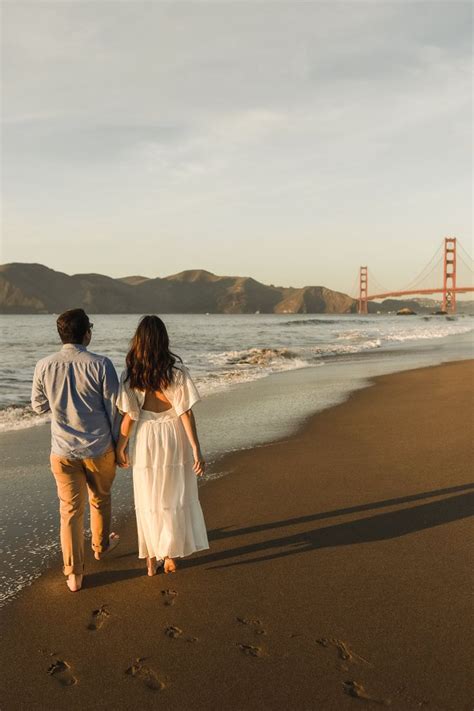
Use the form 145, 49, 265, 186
116, 364, 209, 560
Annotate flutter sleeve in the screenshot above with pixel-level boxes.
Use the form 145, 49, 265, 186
168, 365, 201, 417
116, 370, 143, 421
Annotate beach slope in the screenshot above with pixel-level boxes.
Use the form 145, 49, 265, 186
1, 360, 473, 710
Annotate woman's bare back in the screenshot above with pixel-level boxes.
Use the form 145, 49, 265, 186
142, 389, 172, 413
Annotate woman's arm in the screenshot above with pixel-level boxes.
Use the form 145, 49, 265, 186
179, 409, 205, 476
116, 413, 134, 467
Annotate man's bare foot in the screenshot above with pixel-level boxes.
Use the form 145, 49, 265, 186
66, 574, 83, 592
164, 557, 177, 574
94, 532, 120, 560
146, 557, 157, 576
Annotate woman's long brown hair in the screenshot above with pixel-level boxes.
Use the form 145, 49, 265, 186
125, 315, 181, 391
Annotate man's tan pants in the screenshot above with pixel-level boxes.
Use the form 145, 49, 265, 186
50, 449, 117, 576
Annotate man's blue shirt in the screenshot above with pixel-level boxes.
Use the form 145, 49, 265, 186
31, 344, 119, 458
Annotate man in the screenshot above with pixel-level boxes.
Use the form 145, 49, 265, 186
31, 309, 120, 592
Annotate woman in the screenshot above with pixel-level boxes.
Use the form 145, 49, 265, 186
115, 315, 209, 575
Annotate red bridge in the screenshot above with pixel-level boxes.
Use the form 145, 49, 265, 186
355, 238, 473, 314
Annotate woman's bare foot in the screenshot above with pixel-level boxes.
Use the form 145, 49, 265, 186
66, 574, 83, 592
164, 557, 177, 574
94, 532, 120, 561
146, 557, 157, 576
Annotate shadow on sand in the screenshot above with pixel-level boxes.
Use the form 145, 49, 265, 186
180, 483, 474, 570
86, 483, 474, 586
83, 567, 144, 589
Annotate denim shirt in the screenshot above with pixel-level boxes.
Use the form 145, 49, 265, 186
31, 344, 119, 458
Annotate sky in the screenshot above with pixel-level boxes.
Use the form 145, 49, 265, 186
1, 1, 472, 295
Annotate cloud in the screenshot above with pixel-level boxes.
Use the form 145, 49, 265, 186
1, 1, 471, 286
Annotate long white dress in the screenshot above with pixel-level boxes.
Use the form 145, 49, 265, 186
116, 364, 209, 560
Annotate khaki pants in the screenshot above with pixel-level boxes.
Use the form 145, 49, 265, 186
50, 449, 117, 576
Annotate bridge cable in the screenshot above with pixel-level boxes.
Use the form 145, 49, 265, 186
457, 253, 474, 278
399, 241, 444, 292
457, 239, 473, 260
348, 272, 360, 299
407, 258, 445, 290
367, 269, 392, 296
400, 241, 444, 292
457, 241, 474, 270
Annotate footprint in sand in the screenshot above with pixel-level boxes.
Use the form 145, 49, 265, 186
88, 605, 110, 631
237, 643, 264, 658
343, 680, 391, 706
161, 589, 178, 606
236, 616, 267, 636
164, 625, 198, 643
165, 625, 183, 639
48, 659, 77, 687
316, 638, 371, 666
125, 658, 166, 691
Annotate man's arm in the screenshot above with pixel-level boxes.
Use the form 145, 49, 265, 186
31, 364, 50, 414
102, 358, 120, 442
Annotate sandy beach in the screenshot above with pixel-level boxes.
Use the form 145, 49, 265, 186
0, 360, 473, 710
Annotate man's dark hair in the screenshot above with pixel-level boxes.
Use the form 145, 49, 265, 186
56, 309, 92, 344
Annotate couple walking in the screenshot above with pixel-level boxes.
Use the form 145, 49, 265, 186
32, 309, 209, 592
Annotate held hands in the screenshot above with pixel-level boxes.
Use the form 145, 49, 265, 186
193, 449, 206, 477
116, 445, 130, 468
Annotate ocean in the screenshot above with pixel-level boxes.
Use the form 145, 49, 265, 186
1, 312, 473, 430
0, 312, 473, 606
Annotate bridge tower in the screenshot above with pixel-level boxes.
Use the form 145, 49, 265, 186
442, 237, 457, 314
358, 266, 368, 314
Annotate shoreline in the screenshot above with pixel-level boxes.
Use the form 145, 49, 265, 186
1, 315, 473, 435
1, 359, 473, 710
1, 350, 472, 609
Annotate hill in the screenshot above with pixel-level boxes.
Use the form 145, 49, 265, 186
0, 263, 359, 314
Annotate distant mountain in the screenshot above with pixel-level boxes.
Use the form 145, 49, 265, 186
1, 263, 471, 315
275, 286, 354, 314
165, 269, 222, 283
118, 275, 150, 286
0, 263, 359, 314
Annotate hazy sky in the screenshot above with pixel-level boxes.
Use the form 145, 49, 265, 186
1, 1, 472, 294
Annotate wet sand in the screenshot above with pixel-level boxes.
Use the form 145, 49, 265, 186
0, 360, 473, 710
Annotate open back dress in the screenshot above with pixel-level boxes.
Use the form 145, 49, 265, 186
116, 364, 209, 561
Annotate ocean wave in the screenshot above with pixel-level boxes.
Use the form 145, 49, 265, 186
199, 347, 318, 394
334, 324, 473, 344
335, 330, 380, 341
281, 318, 338, 326
0, 405, 50, 433
196, 337, 390, 395
0, 321, 471, 433
384, 325, 473, 342
209, 347, 303, 367
310, 340, 382, 356
281, 317, 374, 327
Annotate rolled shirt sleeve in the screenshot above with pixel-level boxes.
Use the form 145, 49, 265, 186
31, 364, 50, 415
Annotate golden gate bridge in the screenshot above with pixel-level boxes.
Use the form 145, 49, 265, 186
352, 237, 473, 315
